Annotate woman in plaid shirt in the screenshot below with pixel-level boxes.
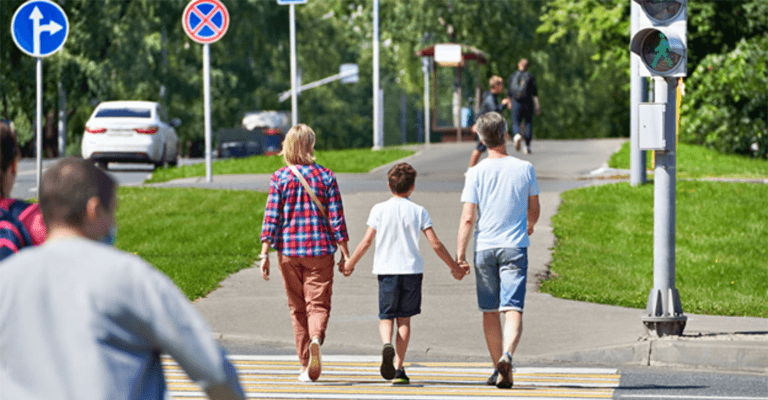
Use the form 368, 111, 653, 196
258, 124, 352, 383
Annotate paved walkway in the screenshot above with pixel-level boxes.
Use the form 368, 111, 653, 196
157, 139, 766, 374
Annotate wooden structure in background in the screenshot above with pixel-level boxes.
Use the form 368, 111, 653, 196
414, 43, 487, 143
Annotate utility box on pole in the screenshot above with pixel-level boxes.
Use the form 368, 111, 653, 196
630, 0, 688, 337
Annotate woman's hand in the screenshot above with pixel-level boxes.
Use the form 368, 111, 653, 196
258, 257, 270, 281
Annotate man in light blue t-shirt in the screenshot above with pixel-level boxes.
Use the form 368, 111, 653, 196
457, 112, 540, 389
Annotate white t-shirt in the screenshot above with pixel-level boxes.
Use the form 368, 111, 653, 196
461, 156, 539, 251
367, 197, 433, 275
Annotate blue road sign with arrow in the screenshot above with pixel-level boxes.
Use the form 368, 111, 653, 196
11, 0, 69, 58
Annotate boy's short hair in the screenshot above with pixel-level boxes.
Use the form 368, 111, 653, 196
489, 76, 503, 88
40, 158, 117, 228
387, 163, 417, 195
475, 112, 507, 149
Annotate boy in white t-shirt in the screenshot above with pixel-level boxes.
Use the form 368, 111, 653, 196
346, 163, 469, 384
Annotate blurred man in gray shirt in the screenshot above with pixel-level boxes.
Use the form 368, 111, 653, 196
0, 158, 244, 400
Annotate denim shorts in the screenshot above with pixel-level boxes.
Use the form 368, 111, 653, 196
378, 274, 423, 319
474, 247, 528, 312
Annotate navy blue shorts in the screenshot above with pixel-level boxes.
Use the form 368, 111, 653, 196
378, 274, 423, 319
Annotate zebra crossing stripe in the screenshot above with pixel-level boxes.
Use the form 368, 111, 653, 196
163, 355, 619, 400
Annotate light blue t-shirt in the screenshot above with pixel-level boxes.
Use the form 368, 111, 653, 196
367, 197, 433, 275
460, 156, 539, 251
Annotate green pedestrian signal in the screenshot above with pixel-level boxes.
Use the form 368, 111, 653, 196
630, 0, 687, 77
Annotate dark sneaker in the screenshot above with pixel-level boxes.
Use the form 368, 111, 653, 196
392, 368, 410, 385
495, 353, 513, 389
380, 343, 396, 380
486, 370, 498, 386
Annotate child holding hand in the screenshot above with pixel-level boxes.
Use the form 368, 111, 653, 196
345, 163, 469, 384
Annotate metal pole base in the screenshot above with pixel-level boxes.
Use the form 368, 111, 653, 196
642, 287, 686, 337
642, 316, 687, 337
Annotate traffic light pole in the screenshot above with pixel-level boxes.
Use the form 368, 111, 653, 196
630, 1, 647, 186
642, 77, 686, 337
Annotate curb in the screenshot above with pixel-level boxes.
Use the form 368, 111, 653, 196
536, 340, 768, 373
367, 148, 423, 175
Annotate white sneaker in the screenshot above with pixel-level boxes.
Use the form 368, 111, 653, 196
298, 369, 312, 382
513, 134, 522, 152
524, 145, 531, 155
308, 338, 322, 381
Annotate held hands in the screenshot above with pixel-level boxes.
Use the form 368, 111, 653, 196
338, 255, 354, 277
450, 259, 471, 281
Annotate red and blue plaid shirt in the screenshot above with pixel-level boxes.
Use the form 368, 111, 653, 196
261, 164, 349, 257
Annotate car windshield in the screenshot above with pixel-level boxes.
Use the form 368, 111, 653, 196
95, 107, 151, 118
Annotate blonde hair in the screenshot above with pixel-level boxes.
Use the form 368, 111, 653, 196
280, 124, 316, 165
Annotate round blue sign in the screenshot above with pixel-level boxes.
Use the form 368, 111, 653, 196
11, 0, 69, 57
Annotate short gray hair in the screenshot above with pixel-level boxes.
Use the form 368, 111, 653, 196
476, 112, 507, 149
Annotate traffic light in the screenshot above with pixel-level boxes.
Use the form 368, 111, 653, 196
630, 0, 687, 77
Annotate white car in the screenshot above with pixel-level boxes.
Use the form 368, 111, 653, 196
81, 101, 180, 169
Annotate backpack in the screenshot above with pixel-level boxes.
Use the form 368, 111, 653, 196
0, 199, 36, 261
509, 71, 531, 101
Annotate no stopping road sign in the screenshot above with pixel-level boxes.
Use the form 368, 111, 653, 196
182, 0, 229, 44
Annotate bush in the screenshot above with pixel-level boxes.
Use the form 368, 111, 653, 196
680, 34, 768, 158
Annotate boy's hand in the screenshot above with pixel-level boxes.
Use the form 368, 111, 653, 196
450, 267, 465, 281
338, 256, 354, 277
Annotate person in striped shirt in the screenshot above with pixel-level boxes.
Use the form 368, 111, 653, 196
258, 124, 352, 383
0, 121, 46, 261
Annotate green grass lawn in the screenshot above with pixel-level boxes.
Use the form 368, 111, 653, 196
609, 141, 767, 179
115, 186, 267, 300
146, 148, 416, 184
541, 180, 768, 318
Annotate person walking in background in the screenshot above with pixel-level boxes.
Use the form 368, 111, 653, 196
456, 112, 540, 389
258, 124, 352, 383
0, 158, 244, 399
508, 58, 541, 154
469, 76, 511, 169
0, 121, 46, 260
345, 163, 469, 385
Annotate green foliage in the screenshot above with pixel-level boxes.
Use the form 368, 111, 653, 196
542, 181, 768, 318
3, 0, 766, 153
609, 141, 768, 178
680, 35, 768, 158
115, 186, 267, 300
146, 148, 414, 183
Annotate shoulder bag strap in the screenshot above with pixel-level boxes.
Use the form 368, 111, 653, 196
287, 165, 337, 246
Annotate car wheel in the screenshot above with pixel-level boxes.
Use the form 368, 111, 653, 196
155, 145, 167, 169
169, 146, 179, 167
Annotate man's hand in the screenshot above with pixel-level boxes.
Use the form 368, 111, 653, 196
451, 260, 471, 280
258, 257, 270, 281
501, 97, 511, 106
528, 224, 535, 236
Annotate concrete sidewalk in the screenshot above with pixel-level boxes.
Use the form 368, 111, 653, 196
185, 140, 767, 374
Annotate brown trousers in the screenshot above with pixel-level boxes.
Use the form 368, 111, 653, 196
278, 253, 334, 367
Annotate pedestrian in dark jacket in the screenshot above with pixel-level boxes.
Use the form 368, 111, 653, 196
468, 76, 510, 169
